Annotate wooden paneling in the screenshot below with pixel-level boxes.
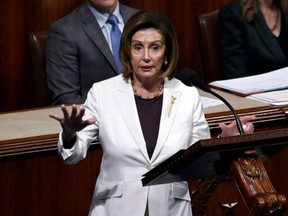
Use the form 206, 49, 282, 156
0, 0, 85, 112
0, 0, 230, 112
0, 0, 27, 111
0, 149, 101, 216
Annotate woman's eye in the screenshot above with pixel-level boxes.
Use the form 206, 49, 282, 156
151, 45, 160, 51
133, 45, 142, 51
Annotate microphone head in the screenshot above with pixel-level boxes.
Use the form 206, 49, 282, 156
177, 68, 198, 86
178, 68, 212, 93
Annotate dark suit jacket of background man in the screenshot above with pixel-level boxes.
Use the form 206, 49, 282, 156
45, 2, 138, 105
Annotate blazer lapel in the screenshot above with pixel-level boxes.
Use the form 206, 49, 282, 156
114, 78, 183, 164
253, 10, 287, 65
150, 79, 182, 163
115, 77, 151, 162
80, 4, 118, 74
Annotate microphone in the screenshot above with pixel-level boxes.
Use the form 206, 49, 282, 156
178, 68, 244, 135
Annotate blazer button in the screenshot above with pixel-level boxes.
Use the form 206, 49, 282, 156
146, 165, 152, 170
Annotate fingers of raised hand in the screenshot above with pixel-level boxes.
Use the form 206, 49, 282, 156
48, 113, 62, 121
71, 104, 78, 116
60, 104, 70, 119
61, 104, 83, 121
50, 105, 96, 132
78, 107, 86, 119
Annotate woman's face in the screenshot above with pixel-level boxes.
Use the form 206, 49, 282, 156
130, 28, 166, 80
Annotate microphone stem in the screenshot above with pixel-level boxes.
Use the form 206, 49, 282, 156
209, 90, 244, 135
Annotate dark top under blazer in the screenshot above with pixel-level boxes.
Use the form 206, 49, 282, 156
45, 3, 138, 105
218, 0, 288, 79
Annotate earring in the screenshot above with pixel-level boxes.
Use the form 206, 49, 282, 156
164, 60, 168, 65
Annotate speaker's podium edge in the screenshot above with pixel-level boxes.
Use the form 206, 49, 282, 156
141, 128, 288, 215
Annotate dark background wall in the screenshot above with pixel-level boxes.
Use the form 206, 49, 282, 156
0, 0, 230, 112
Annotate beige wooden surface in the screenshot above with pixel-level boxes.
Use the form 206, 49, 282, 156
200, 89, 269, 114
0, 106, 63, 140
0, 90, 269, 141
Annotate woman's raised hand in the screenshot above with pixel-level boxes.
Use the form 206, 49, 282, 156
49, 104, 97, 141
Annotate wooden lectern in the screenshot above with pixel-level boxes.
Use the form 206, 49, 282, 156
142, 128, 288, 215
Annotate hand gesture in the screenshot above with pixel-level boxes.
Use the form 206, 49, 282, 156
219, 115, 256, 137
49, 104, 97, 141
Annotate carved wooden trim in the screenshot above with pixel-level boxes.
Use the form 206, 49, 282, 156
200, 128, 288, 152
0, 134, 100, 158
206, 106, 288, 131
232, 154, 287, 215
191, 175, 230, 215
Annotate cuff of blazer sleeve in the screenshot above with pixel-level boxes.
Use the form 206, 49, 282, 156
58, 131, 77, 160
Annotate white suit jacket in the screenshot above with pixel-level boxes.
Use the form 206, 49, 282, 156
58, 75, 211, 216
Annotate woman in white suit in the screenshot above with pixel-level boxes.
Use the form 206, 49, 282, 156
49, 10, 255, 216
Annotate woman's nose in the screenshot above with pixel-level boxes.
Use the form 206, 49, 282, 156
142, 49, 151, 62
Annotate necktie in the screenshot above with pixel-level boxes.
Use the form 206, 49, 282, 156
107, 14, 122, 74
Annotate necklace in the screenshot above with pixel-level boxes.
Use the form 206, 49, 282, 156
132, 79, 164, 100
269, 8, 280, 32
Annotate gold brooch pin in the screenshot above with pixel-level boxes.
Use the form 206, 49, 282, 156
168, 95, 176, 118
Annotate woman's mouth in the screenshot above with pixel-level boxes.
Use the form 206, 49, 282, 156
140, 66, 153, 72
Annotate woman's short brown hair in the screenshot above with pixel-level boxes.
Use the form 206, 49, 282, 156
120, 10, 179, 79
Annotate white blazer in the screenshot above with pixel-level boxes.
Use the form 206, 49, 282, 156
58, 75, 211, 216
